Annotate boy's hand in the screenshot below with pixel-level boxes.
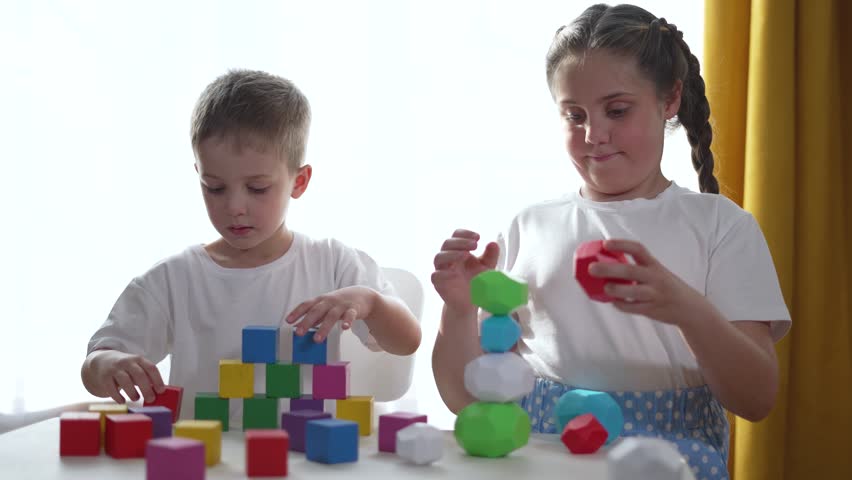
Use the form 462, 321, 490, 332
432, 229, 500, 313
284, 286, 377, 343
588, 239, 707, 326
87, 350, 166, 404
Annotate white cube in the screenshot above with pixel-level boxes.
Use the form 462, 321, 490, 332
464, 353, 535, 402
396, 423, 444, 465
607, 437, 688, 480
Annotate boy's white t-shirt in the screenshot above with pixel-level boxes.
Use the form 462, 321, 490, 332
87, 232, 389, 424
498, 182, 791, 392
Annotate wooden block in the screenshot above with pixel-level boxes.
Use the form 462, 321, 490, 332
336, 396, 373, 436
59, 412, 101, 456
219, 359, 254, 398
292, 330, 327, 365
242, 326, 279, 364
280, 410, 331, 452
245, 429, 289, 477
143, 386, 183, 423
146, 437, 205, 480
195, 392, 230, 431
312, 362, 349, 399
266, 363, 300, 398
129, 406, 172, 438
574, 239, 633, 302
89, 403, 128, 434
290, 395, 324, 412
378, 411, 427, 453
105, 413, 153, 458
305, 419, 359, 464
243, 395, 279, 430
174, 419, 222, 466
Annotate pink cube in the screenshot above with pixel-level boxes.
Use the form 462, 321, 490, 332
312, 362, 349, 399
146, 437, 205, 480
379, 412, 428, 453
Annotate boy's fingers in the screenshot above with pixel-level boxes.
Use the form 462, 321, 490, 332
296, 302, 330, 335
341, 308, 357, 330
114, 371, 140, 402
480, 241, 500, 269
315, 306, 346, 342
139, 359, 166, 393
452, 229, 480, 240
106, 382, 126, 404
127, 364, 156, 403
434, 251, 467, 269
603, 239, 656, 266
286, 300, 315, 324
441, 238, 478, 251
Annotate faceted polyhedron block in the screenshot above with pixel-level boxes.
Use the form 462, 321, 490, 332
454, 402, 530, 458
470, 270, 529, 315
378, 412, 428, 453
561, 413, 607, 454
464, 353, 535, 402
480, 315, 522, 353
574, 240, 633, 302
397, 423, 444, 465
554, 389, 623, 445
607, 437, 687, 480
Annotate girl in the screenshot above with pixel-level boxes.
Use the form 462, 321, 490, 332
431, 5, 790, 479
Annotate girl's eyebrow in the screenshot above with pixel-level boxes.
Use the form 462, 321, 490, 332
560, 91, 635, 105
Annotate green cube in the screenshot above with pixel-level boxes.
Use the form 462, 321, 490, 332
195, 392, 230, 431
243, 395, 279, 430
266, 363, 301, 398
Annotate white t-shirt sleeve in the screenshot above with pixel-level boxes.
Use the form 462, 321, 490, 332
335, 244, 397, 352
87, 276, 171, 363
706, 214, 791, 341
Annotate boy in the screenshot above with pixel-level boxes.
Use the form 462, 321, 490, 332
81, 70, 421, 422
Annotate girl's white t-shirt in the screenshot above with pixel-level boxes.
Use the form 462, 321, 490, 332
88, 232, 387, 423
497, 182, 791, 391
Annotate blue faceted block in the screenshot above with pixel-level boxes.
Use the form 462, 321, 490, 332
305, 419, 359, 464
480, 315, 521, 353
292, 330, 327, 365
242, 326, 279, 364
554, 389, 624, 445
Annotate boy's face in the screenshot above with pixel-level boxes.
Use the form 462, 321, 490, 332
195, 135, 310, 252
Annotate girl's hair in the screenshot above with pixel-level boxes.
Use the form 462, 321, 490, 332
546, 4, 719, 194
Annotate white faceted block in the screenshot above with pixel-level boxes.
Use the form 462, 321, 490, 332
607, 437, 688, 480
396, 423, 444, 465
464, 353, 535, 402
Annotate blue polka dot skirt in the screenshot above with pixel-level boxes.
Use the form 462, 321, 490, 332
520, 377, 730, 480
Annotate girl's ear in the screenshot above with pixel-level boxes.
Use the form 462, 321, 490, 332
664, 79, 683, 119
291, 164, 313, 199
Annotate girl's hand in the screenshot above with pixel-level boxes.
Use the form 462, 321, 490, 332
89, 350, 166, 404
284, 286, 377, 342
431, 229, 500, 313
588, 239, 706, 326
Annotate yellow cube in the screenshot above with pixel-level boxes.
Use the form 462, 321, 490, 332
174, 419, 222, 466
336, 396, 374, 436
89, 403, 128, 434
219, 359, 254, 398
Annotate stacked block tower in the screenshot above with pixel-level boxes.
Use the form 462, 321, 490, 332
454, 270, 535, 458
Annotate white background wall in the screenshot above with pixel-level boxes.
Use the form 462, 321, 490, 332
0, 0, 703, 429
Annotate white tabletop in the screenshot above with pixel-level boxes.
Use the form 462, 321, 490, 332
0, 417, 696, 479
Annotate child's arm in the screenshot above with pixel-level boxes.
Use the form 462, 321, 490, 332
81, 349, 166, 404
431, 229, 500, 413
591, 239, 779, 421
285, 286, 421, 356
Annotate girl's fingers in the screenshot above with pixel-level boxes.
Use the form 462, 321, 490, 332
113, 371, 140, 402
341, 307, 357, 330
127, 364, 156, 403
451, 229, 480, 240
434, 251, 469, 269
286, 298, 320, 324
605, 283, 655, 303
106, 381, 126, 404
314, 306, 347, 342
440, 238, 478, 251
603, 239, 657, 266
139, 359, 166, 394
296, 302, 331, 335
589, 262, 651, 283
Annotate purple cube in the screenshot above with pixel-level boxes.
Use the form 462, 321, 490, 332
146, 437, 205, 480
312, 362, 349, 399
130, 406, 173, 438
379, 412, 428, 452
291, 396, 324, 412
281, 410, 332, 452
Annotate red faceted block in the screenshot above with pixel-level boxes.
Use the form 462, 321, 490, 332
105, 413, 153, 458
144, 385, 184, 423
561, 413, 607, 454
246, 429, 289, 477
574, 240, 633, 302
59, 412, 101, 456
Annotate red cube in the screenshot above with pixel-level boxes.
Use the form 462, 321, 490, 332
144, 385, 184, 423
105, 413, 153, 458
561, 413, 607, 454
574, 240, 633, 302
246, 429, 289, 477
59, 412, 101, 456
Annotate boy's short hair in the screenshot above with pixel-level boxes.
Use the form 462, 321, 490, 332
190, 69, 311, 170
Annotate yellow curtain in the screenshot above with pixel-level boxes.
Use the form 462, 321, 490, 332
704, 0, 852, 478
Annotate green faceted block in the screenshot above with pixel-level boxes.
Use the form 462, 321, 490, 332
266, 363, 301, 398
195, 392, 230, 432
454, 402, 531, 457
470, 270, 529, 315
243, 395, 279, 430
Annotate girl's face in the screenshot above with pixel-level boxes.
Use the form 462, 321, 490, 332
552, 49, 681, 201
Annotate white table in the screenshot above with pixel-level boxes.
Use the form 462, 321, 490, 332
0, 417, 696, 479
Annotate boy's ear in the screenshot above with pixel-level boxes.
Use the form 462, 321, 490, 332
291, 164, 312, 199
664, 79, 683, 120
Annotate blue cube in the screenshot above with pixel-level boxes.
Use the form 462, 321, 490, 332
242, 326, 279, 364
292, 330, 327, 365
305, 419, 358, 464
